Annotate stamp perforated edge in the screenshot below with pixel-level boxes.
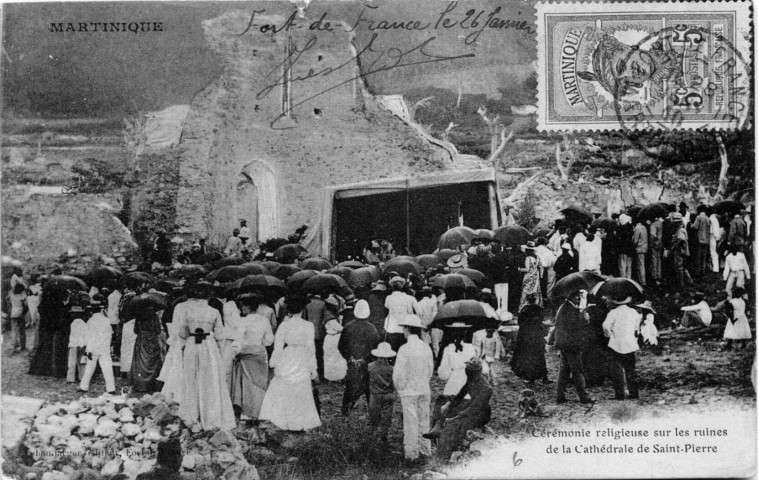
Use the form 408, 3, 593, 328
535, 0, 753, 133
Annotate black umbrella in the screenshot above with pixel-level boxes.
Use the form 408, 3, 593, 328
121, 292, 169, 320
434, 249, 459, 261
637, 204, 668, 223
550, 271, 606, 300
433, 273, 476, 290
493, 225, 532, 248
348, 266, 381, 291
209, 256, 246, 269
231, 274, 285, 292
431, 300, 500, 330
327, 266, 353, 280
455, 268, 490, 288
206, 265, 249, 283
261, 261, 282, 272
274, 244, 308, 263
196, 252, 223, 265
712, 200, 745, 217
124, 271, 155, 288
592, 278, 644, 300
626, 205, 642, 220
382, 256, 422, 277
415, 254, 444, 270
437, 227, 476, 250
301, 257, 333, 271
271, 264, 301, 280
172, 264, 208, 279
561, 205, 593, 225
286, 269, 320, 291
302, 273, 352, 296
153, 278, 181, 294
337, 260, 364, 269
472, 229, 494, 241
45, 275, 88, 291
592, 218, 616, 231
86, 266, 123, 288
239, 263, 271, 276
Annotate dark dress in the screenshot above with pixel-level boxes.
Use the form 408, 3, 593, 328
29, 288, 70, 378
554, 251, 579, 281
130, 310, 165, 392
510, 304, 548, 381
583, 304, 611, 387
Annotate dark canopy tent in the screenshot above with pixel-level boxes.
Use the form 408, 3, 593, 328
301, 169, 500, 260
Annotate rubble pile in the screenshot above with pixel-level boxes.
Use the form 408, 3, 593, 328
20, 392, 258, 480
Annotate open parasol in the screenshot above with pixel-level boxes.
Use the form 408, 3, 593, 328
592, 218, 617, 231
270, 263, 302, 280
45, 275, 88, 291
712, 200, 745, 217
206, 265, 250, 283
274, 244, 308, 263
637, 204, 668, 223
430, 300, 500, 330
433, 273, 477, 290
239, 263, 271, 276
550, 271, 606, 300
348, 266, 381, 291
230, 274, 285, 293
86, 266, 123, 288
591, 277, 644, 299
209, 256, 246, 270
327, 266, 353, 280
124, 271, 155, 289
561, 205, 593, 225
171, 264, 208, 279
437, 227, 476, 250
493, 225, 532, 248
415, 254, 444, 270
302, 273, 353, 296
337, 260, 365, 269
455, 268, 490, 288
300, 257, 333, 271
434, 249, 459, 262
121, 291, 169, 320
286, 269, 320, 291
382, 256, 422, 277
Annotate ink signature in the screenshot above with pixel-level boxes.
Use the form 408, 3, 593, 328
257, 32, 475, 129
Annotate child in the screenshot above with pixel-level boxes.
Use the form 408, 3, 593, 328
636, 300, 659, 348
7, 282, 28, 354
368, 342, 396, 443
67, 306, 88, 383
478, 328, 504, 385
721, 287, 752, 350
723, 246, 751, 298
79, 296, 116, 394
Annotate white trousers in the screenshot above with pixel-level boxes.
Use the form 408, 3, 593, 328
79, 354, 116, 393
494, 283, 509, 313
400, 394, 431, 459
710, 237, 720, 272
67, 347, 85, 383
725, 271, 746, 298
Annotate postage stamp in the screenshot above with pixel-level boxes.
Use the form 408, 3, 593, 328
536, 1, 752, 132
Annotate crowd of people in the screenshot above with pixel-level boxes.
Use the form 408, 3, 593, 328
2, 200, 754, 464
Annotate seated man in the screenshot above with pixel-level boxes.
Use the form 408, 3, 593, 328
425, 358, 493, 459
679, 292, 712, 328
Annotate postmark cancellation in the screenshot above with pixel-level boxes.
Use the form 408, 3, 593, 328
536, 1, 752, 132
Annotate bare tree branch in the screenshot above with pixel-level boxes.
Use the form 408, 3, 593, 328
556, 134, 576, 180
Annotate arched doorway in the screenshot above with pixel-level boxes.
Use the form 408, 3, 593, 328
236, 173, 259, 243
239, 161, 279, 242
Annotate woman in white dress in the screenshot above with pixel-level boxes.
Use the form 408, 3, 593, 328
230, 294, 274, 424
259, 293, 321, 431
158, 320, 184, 403
437, 325, 477, 396
722, 287, 752, 349
323, 305, 347, 382
174, 282, 236, 431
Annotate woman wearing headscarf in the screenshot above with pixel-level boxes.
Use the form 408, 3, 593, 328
259, 292, 321, 431
230, 294, 274, 425
174, 281, 236, 431
518, 241, 543, 310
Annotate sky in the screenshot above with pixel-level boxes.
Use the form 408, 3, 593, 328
1, 0, 538, 118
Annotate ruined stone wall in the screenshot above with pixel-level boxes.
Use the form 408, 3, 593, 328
174, 10, 453, 249
1, 188, 137, 271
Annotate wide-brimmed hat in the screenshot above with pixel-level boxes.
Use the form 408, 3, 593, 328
465, 358, 483, 372
671, 212, 683, 221
69, 305, 86, 314
388, 276, 406, 287
354, 299, 370, 319
398, 314, 423, 328
420, 286, 433, 294
447, 254, 466, 268
371, 342, 396, 358
325, 295, 340, 308
521, 240, 536, 250
635, 300, 656, 314
608, 296, 632, 305
371, 280, 388, 292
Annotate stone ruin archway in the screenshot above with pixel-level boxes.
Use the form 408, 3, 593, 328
238, 161, 279, 243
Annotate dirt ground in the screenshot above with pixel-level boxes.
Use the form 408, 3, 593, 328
2, 317, 755, 480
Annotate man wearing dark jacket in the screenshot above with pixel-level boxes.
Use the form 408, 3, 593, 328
552, 291, 594, 404
338, 299, 380, 416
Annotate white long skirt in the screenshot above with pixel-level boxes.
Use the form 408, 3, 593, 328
119, 320, 136, 374
259, 345, 321, 431
323, 333, 347, 382
179, 337, 237, 431
724, 316, 752, 340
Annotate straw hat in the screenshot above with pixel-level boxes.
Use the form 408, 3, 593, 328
447, 321, 471, 329
354, 299, 370, 319
388, 276, 406, 287
608, 296, 632, 305
371, 342, 396, 358
447, 254, 467, 268
325, 295, 340, 308
635, 300, 656, 314
398, 314, 423, 328
371, 280, 388, 292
